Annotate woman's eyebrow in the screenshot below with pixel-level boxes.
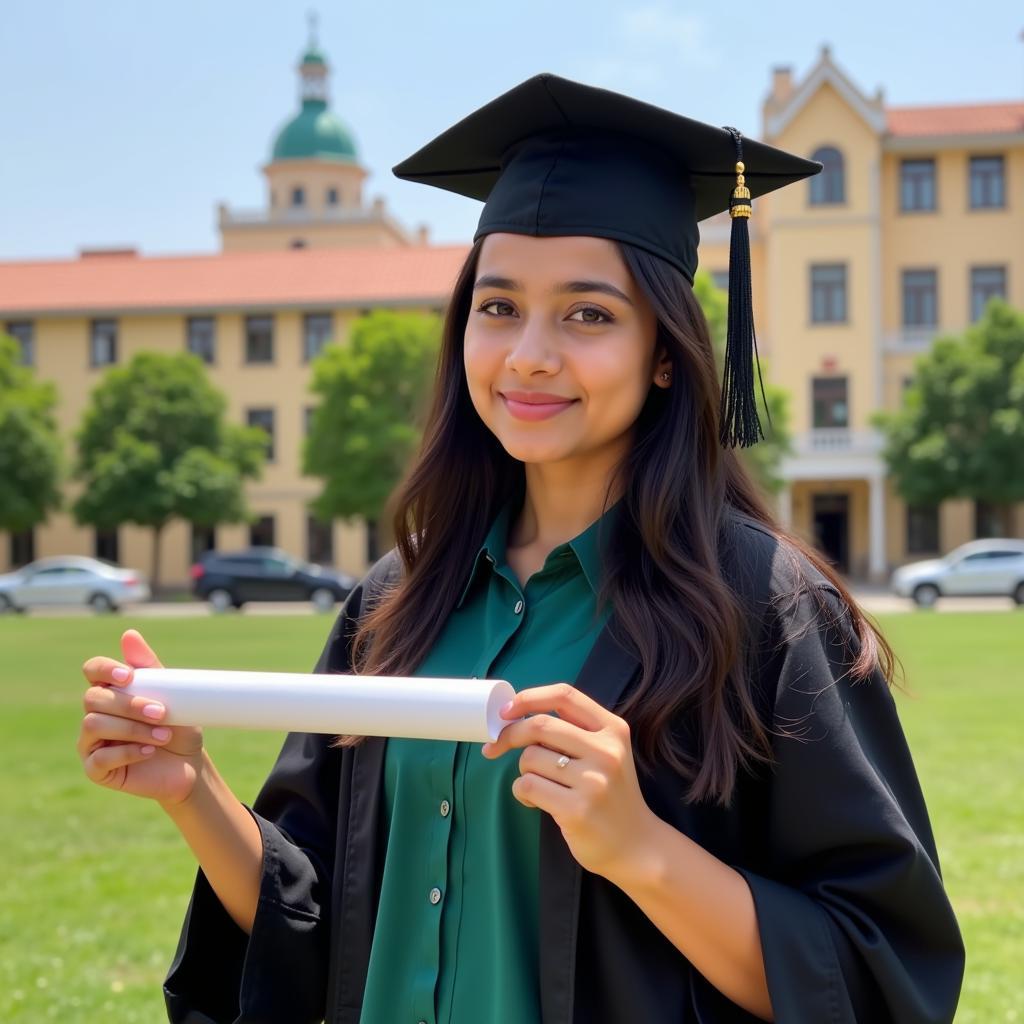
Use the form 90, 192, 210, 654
473, 274, 634, 307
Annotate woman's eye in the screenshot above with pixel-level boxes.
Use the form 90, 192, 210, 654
567, 305, 613, 324
477, 299, 516, 317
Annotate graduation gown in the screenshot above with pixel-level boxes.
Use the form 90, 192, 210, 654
163, 513, 964, 1023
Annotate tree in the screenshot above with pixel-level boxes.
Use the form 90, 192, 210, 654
874, 299, 1024, 532
73, 352, 267, 589
0, 333, 63, 540
304, 310, 442, 555
692, 270, 793, 494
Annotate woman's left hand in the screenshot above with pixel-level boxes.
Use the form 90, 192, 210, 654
481, 682, 659, 883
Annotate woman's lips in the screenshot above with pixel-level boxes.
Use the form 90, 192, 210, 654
500, 394, 578, 421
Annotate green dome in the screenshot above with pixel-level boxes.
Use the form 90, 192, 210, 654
271, 100, 358, 162
301, 46, 326, 66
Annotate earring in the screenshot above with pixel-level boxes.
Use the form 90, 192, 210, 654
660, 371, 671, 383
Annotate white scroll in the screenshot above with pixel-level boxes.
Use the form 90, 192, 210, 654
125, 668, 518, 743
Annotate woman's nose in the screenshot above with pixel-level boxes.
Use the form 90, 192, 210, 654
504, 321, 560, 374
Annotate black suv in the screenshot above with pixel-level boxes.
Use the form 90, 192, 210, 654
190, 547, 357, 611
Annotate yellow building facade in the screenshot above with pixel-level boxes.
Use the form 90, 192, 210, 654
2, 42, 1022, 586
698, 46, 1024, 579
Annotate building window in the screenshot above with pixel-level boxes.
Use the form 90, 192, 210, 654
90, 319, 118, 367
94, 527, 120, 564
10, 528, 34, 567
326, 187, 339, 206
901, 375, 915, 397
244, 315, 274, 363
900, 158, 936, 211
906, 505, 940, 554
710, 270, 729, 292
974, 500, 1005, 539
810, 264, 847, 323
4, 321, 34, 365
902, 269, 938, 327
303, 312, 333, 362
186, 316, 216, 364
812, 376, 849, 428
304, 405, 317, 436
246, 408, 275, 462
307, 514, 334, 565
249, 514, 275, 548
291, 186, 305, 207
270, 189, 276, 208
969, 155, 1005, 209
970, 266, 1007, 322
190, 524, 216, 563
809, 146, 845, 204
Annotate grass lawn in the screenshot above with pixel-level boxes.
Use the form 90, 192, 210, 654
0, 611, 1020, 1021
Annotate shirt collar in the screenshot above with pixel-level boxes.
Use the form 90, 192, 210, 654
455, 495, 621, 608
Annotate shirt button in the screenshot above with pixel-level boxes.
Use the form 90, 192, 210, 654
440, 799, 450, 817
429, 887, 442, 905
514, 599, 524, 614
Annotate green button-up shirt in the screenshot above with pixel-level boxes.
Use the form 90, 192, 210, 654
358, 496, 619, 1024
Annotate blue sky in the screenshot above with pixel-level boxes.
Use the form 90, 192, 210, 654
2, 0, 1021, 261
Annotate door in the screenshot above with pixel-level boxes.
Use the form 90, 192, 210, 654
812, 494, 850, 575
258, 555, 308, 600
17, 566, 69, 606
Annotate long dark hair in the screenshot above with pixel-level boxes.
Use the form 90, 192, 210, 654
340, 236, 897, 806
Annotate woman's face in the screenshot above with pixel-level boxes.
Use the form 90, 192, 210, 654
464, 233, 668, 467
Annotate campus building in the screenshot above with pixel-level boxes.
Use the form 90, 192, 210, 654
2, 42, 1022, 586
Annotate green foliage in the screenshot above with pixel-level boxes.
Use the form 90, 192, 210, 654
303, 310, 442, 521
0, 333, 63, 532
692, 270, 792, 493
874, 300, 1024, 506
72, 352, 266, 582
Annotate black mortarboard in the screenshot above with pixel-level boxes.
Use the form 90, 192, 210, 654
393, 72, 821, 447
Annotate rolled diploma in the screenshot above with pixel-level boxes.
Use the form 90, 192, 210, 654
126, 668, 518, 743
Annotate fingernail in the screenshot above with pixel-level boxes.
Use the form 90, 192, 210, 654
142, 703, 164, 720
500, 700, 514, 715
151, 727, 172, 741
111, 667, 130, 682
140, 745, 156, 755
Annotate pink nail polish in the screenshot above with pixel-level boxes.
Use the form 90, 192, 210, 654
142, 703, 164, 720
140, 745, 156, 755
501, 700, 514, 715
151, 727, 172, 741
111, 667, 130, 682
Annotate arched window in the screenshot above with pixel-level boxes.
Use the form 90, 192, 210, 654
326, 187, 339, 206
291, 186, 305, 207
809, 146, 845, 205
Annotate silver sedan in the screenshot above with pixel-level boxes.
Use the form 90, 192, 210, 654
0, 556, 151, 613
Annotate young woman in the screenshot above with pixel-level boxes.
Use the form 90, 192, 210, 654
77, 74, 964, 1023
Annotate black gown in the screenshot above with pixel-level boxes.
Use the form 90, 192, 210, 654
163, 513, 965, 1023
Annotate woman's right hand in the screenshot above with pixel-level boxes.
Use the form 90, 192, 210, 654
78, 628, 205, 808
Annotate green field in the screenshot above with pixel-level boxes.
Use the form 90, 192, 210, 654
0, 612, 1020, 1021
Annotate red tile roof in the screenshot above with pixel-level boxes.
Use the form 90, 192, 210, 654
887, 101, 1024, 137
0, 245, 473, 316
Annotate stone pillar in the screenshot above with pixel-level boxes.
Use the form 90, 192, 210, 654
869, 474, 887, 581
777, 484, 793, 529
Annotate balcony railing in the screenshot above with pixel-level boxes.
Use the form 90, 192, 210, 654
792, 429, 884, 455
883, 328, 939, 352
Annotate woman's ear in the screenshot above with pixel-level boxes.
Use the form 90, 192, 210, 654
652, 349, 673, 389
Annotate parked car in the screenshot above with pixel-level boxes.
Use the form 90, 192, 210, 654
0, 555, 151, 613
190, 547, 357, 611
890, 538, 1024, 607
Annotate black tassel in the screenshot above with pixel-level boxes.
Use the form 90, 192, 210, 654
719, 127, 770, 448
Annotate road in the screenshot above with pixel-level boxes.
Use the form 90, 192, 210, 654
10, 592, 1018, 617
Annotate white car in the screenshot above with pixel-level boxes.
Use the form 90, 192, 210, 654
891, 539, 1024, 607
0, 555, 151, 613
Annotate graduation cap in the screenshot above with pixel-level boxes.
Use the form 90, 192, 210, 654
393, 72, 822, 448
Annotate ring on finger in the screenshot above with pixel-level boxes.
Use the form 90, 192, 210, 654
556, 754, 572, 769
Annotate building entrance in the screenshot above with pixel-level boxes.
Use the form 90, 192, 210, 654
812, 493, 850, 574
